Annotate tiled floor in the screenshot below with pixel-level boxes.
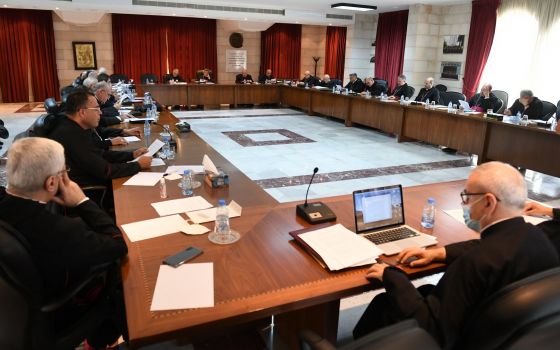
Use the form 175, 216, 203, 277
0, 103, 44, 156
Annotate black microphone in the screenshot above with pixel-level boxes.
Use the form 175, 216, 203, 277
296, 167, 336, 224
304, 167, 319, 207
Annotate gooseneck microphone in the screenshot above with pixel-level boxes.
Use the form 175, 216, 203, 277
296, 167, 337, 224
303, 167, 319, 207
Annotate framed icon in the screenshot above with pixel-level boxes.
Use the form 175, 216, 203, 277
72, 41, 97, 70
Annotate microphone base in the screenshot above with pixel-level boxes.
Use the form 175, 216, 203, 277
296, 202, 337, 224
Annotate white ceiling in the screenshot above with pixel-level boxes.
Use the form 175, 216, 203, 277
3, 0, 469, 26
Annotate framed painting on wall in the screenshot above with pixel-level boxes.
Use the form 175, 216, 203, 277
72, 41, 97, 70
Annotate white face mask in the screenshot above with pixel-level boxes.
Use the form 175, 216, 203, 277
461, 196, 487, 232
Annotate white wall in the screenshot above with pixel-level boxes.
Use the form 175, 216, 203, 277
343, 14, 378, 85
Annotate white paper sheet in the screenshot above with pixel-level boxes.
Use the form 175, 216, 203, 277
186, 201, 242, 224
180, 224, 210, 235
123, 172, 165, 186
150, 263, 214, 311
151, 196, 213, 217
151, 158, 166, 167
128, 117, 155, 123
202, 154, 219, 175
298, 224, 383, 271
123, 136, 141, 142
443, 209, 547, 226
164, 173, 182, 181
165, 165, 205, 175
121, 214, 186, 242
134, 139, 164, 161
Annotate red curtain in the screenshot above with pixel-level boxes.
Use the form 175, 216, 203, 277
27, 11, 60, 101
374, 10, 409, 92
112, 14, 168, 83
324, 26, 347, 80
167, 18, 217, 82
0, 9, 59, 102
462, 0, 501, 99
260, 23, 302, 80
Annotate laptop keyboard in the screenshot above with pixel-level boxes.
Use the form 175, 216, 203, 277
364, 226, 419, 245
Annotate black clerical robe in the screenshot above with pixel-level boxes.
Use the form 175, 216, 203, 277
358, 217, 559, 349
469, 93, 501, 112
258, 73, 275, 84
508, 97, 544, 120
363, 82, 387, 96
0, 187, 127, 298
391, 83, 414, 99
415, 87, 440, 103
235, 74, 253, 84
48, 117, 140, 186
345, 78, 364, 93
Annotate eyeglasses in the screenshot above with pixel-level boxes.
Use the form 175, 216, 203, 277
54, 167, 71, 176
82, 107, 101, 112
460, 190, 500, 205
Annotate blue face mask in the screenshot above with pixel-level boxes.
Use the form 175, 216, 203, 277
462, 203, 481, 232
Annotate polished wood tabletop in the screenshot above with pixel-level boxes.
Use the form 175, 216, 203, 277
137, 84, 560, 178
113, 111, 478, 348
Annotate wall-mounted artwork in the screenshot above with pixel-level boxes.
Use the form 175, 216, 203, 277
72, 41, 97, 70
443, 35, 465, 54
441, 61, 461, 80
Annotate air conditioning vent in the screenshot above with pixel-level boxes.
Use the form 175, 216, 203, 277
132, 0, 285, 15
326, 13, 353, 20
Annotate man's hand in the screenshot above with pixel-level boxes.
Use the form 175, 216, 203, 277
483, 91, 490, 98
122, 127, 141, 137
397, 247, 446, 267
114, 102, 122, 110
504, 109, 512, 116
524, 201, 554, 217
110, 137, 128, 146
52, 171, 87, 208
132, 147, 148, 159
365, 263, 389, 281
137, 156, 152, 169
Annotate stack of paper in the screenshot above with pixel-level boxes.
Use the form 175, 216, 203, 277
151, 196, 213, 216
121, 214, 186, 242
123, 172, 165, 186
298, 224, 383, 271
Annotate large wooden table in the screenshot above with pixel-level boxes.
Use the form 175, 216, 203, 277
138, 84, 560, 177
114, 111, 478, 349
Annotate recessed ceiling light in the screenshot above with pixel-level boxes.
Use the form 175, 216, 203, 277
296, 21, 299, 24
331, 3, 377, 11
244, 17, 248, 21
172, 13, 176, 16
3, 4, 8, 7
204, 15, 208, 18
55, 7, 59, 10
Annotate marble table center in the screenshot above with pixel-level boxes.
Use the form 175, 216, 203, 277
245, 132, 291, 142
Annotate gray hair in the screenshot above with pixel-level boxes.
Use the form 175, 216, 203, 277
98, 67, 107, 75
82, 77, 98, 89
470, 161, 527, 209
92, 81, 110, 93
398, 74, 407, 81
520, 89, 533, 98
7, 138, 65, 193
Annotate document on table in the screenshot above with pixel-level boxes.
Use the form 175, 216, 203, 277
123, 136, 141, 142
186, 200, 242, 224
151, 196, 213, 217
151, 158, 166, 167
121, 214, 186, 242
165, 165, 205, 175
443, 209, 548, 226
298, 224, 383, 271
128, 117, 155, 123
134, 139, 164, 161
123, 172, 165, 186
150, 263, 214, 311
202, 154, 219, 175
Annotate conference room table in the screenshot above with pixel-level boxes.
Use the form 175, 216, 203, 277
113, 111, 478, 349
138, 84, 560, 178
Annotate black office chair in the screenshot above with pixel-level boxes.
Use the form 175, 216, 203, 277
556, 100, 560, 120
435, 84, 447, 93
60, 85, 76, 103
331, 79, 343, 87
0, 219, 115, 350
373, 78, 388, 90
140, 73, 158, 84
406, 86, 416, 99
458, 267, 560, 350
299, 320, 440, 350
492, 90, 508, 109
109, 74, 129, 84
445, 91, 466, 106
495, 98, 505, 114
15, 99, 65, 140
540, 101, 557, 121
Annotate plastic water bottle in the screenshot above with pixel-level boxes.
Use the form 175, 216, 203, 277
143, 119, 151, 137
515, 111, 522, 124
181, 170, 193, 196
215, 200, 230, 235
332, 86, 336, 94
161, 135, 170, 158
425, 99, 430, 109
447, 101, 453, 113
551, 117, 558, 132
421, 198, 436, 228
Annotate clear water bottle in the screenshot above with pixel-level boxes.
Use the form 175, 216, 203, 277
551, 117, 558, 132
425, 99, 430, 109
208, 199, 240, 244
515, 111, 522, 124
161, 135, 170, 159
447, 101, 453, 113
181, 170, 193, 196
332, 86, 336, 94
421, 198, 436, 228
143, 119, 151, 137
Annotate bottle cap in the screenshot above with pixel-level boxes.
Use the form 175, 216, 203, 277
428, 198, 436, 204
183, 170, 190, 174
218, 199, 226, 206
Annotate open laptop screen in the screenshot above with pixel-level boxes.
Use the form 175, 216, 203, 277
353, 185, 405, 234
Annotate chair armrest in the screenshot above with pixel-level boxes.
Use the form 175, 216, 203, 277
40, 262, 113, 312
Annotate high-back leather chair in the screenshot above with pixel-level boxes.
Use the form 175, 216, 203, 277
109, 74, 129, 84
435, 84, 447, 93
0, 219, 115, 350
140, 73, 158, 84
373, 78, 388, 91
540, 101, 557, 121
492, 90, 508, 109
443, 91, 466, 106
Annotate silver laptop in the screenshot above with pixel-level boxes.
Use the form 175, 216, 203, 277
352, 185, 437, 255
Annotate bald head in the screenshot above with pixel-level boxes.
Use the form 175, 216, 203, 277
304, 70, 311, 78
424, 77, 434, 89
323, 74, 331, 82
468, 161, 527, 210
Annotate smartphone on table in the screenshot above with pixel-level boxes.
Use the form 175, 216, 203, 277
162, 246, 203, 267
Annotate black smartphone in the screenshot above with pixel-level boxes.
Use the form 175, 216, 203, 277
162, 247, 203, 267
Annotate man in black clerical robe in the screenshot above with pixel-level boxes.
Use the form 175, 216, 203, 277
165, 68, 185, 83
362, 77, 387, 96
505, 89, 544, 120
235, 69, 253, 84
415, 77, 440, 103
344, 73, 364, 93
469, 83, 501, 112
353, 161, 559, 349
390, 74, 414, 100
258, 69, 275, 84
